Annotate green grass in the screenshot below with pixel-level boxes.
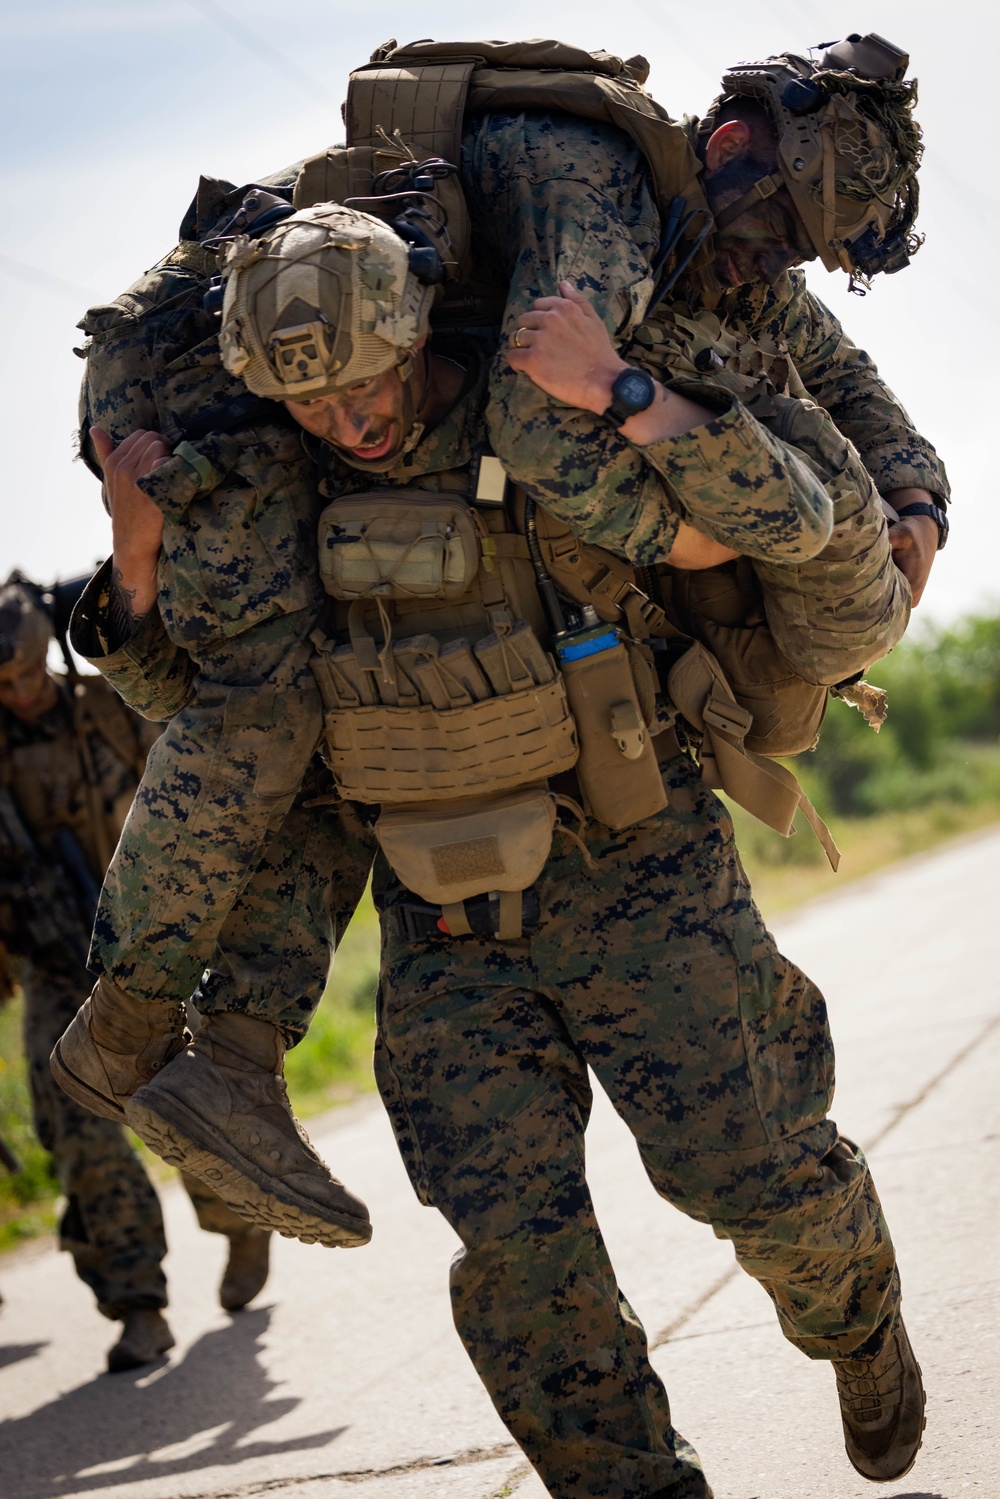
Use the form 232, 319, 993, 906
284, 885, 380, 1116
0, 999, 59, 1253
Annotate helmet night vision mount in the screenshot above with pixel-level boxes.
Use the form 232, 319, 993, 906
710, 32, 922, 285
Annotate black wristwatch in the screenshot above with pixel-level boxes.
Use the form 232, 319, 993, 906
894, 499, 949, 551
604, 367, 657, 426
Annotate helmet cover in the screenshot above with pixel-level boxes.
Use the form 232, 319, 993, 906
0, 581, 52, 672
219, 203, 435, 399
715, 33, 923, 280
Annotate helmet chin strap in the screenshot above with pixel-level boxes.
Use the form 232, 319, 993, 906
711, 171, 785, 232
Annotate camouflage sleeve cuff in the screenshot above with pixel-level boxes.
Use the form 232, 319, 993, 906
70, 561, 197, 721
631, 392, 834, 561
865, 448, 952, 507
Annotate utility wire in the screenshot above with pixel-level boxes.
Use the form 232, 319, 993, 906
184, 0, 330, 104
0, 254, 96, 305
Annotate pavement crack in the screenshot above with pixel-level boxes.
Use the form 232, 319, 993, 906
865, 1011, 1000, 1152
194, 1442, 519, 1496
648, 1011, 1000, 1352
649, 1264, 740, 1350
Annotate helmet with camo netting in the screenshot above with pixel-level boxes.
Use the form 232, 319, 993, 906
0, 578, 52, 672
709, 33, 923, 285
219, 203, 435, 399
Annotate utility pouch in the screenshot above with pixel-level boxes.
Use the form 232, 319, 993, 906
375, 785, 557, 906
558, 634, 668, 830
319, 492, 483, 601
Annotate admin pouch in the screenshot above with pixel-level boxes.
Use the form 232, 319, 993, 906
319, 491, 483, 602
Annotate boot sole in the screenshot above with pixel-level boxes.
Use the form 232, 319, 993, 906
50, 1039, 126, 1123
125, 1095, 372, 1250
107, 1326, 176, 1374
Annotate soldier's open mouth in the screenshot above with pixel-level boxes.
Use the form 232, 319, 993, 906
348, 426, 396, 461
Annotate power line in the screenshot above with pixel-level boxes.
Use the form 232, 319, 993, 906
184, 0, 330, 104
0, 254, 96, 305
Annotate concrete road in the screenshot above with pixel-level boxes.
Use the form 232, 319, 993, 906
2, 827, 998, 1499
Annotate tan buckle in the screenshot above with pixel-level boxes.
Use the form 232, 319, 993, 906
610, 700, 646, 760
702, 690, 753, 740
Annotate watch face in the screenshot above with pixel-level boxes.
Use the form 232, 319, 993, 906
619, 372, 651, 408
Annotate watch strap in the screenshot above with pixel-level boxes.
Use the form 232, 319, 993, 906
894, 500, 949, 551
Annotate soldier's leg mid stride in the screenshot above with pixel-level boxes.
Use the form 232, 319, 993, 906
375, 757, 925, 1496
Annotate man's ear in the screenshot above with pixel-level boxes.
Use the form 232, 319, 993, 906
704, 119, 752, 175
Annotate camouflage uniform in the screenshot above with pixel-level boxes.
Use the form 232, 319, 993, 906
375, 755, 895, 1499
70, 565, 374, 1046
462, 112, 949, 565
265, 360, 890, 1498
0, 676, 248, 1317
74, 222, 373, 1038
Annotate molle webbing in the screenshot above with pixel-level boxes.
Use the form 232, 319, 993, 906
347, 62, 476, 159
341, 40, 712, 233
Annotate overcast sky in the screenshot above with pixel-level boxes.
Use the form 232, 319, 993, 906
1, 0, 992, 629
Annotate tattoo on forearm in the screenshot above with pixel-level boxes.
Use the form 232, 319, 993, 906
107, 566, 151, 648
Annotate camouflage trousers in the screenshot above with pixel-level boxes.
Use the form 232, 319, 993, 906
374, 755, 898, 1499
82, 297, 370, 1034
92, 619, 373, 1043
22, 951, 248, 1319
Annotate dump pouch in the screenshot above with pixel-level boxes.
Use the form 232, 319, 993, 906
667, 642, 840, 870
375, 784, 557, 906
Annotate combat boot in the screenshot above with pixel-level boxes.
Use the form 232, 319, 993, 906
834, 1313, 926, 1481
124, 1011, 372, 1250
106, 1309, 175, 1373
220, 1227, 271, 1311
50, 975, 187, 1123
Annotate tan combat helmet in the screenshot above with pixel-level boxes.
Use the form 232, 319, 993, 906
0, 577, 52, 673
218, 202, 436, 401
709, 32, 923, 285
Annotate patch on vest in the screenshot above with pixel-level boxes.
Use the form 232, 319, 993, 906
430, 835, 504, 885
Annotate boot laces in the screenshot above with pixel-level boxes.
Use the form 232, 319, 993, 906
836, 1340, 902, 1426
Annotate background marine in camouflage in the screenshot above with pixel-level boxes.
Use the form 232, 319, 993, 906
0, 577, 270, 1371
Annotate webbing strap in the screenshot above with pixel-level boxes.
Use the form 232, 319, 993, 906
497, 890, 523, 941
667, 645, 838, 868
441, 901, 472, 937
712, 171, 785, 232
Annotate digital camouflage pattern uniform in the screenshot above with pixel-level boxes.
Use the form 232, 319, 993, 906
464, 113, 949, 562
0, 674, 250, 1317
81, 251, 927, 1492
74, 187, 373, 1040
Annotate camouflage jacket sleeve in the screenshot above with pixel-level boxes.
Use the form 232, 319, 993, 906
626, 386, 834, 562
750, 397, 911, 685
70, 561, 198, 721
770, 270, 950, 504
462, 110, 833, 565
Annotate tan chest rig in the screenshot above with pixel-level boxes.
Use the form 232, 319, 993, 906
310, 454, 688, 936
312, 447, 840, 937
